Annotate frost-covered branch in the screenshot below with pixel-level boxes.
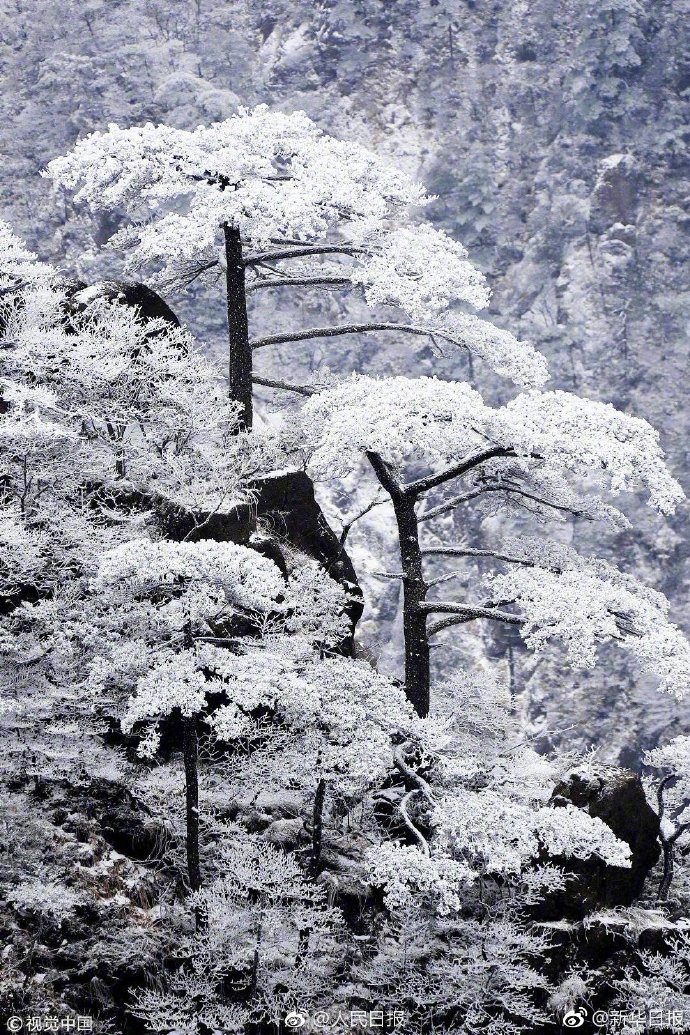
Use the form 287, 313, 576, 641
427, 604, 524, 636
246, 275, 351, 293
339, 491, 389, 548
418, 482, 589, 523
404, 448, 517, 498
421, 547, 539, 566
252, 376, 317, 397
244, 245, 364, 265
250, 322, 445, 351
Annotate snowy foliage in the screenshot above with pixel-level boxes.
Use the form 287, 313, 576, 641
0, 220, 52, 291
486, 549, 690, 697
7, 878, 82, 921
206, 635, 416, 792
644, 735, 690, 778
352, 223, 490, 316
300, 375, 683, 515
1, 257, 257, 515
132, 832, 344, 1034
369, 670, 630, 917
47, 106, 424, 255
47, 109, 547, 387
87, 538, 356, 758
611, 933, 690, 1031
92, 538, 288, 614
503, 390, 684, 516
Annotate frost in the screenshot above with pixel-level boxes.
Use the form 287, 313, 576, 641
8, 879, 82, 920
48, 110, 546, 387
301, 375, 683, 515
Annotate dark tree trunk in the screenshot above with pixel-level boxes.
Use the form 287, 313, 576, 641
367, 452, 430, 718
308, 778, 327, 878
223, 223, 252, 429
658, 839, 674, 901
182, 715, 204, 922
392, 492, 430, 718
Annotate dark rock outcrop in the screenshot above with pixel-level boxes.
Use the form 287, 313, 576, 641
64, 778, 163, 861
250, 470, 364, 639
71, 279, 181, 327
159, 470, 364, 649
541, 765, 660, 919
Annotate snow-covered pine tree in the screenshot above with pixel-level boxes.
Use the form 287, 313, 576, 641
298, 374, 687, 717
0, 100, 683, 1029
0, 222, 261, 902
47, 106, 547, 429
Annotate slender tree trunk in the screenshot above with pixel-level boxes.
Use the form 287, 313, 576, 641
657, 824, 690, 902
658, 838, 674, 902
367, 452, 430, 717
308, 778, 327, 878
182, 715, 205, 930
223, 223, 252, 429
393, 492, 431, 718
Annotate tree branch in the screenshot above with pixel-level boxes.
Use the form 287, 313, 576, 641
417, 487, 488, 519
244, 245, 364, 266
418, 483, 585, 523
398, 789, 430, 857
403, 448, 516, 499
366, 450, 404, 499
393, 744, 436, 809
339, 491, 389, 547
421, 546, 538, 567
0, 279, 28, 298
426, 602, 523, 636
250, 322, 438, 351
246, 275, 350, 293
181, 259, 219, 285
251, 375, 317, 397
425, 569, 467, 588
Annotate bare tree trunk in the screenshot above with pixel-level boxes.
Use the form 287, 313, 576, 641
223, 223, 252, 429
394, 492, 431, 718
308, 778, 327, 878
658, 839, 674, 902
367, 452, 430, 717
654, 776, 688, 903
182, 715, 205, 929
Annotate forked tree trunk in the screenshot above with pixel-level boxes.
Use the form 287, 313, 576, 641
367, 452, 430, 718
223, 223, 252, 429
